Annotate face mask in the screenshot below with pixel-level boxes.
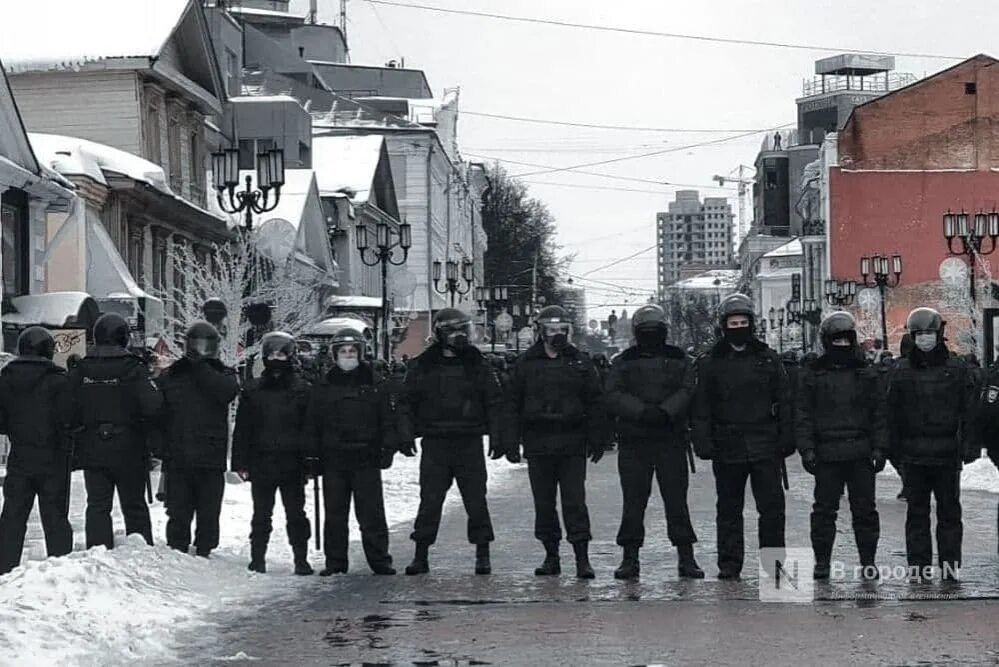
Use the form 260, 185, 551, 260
545, 333, 569, 351
915, 333, 938, 353
445, 332, 470, 351
264, 358, 291, 373
336, 357, 359, 372
187, 337, 218, 360
635, 329, 665, 350
827, 346, 856, 364
724, 327, 752, 347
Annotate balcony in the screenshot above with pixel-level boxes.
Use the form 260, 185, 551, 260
801, 72, 917, 98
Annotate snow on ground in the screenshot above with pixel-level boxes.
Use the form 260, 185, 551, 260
0, 450, 519, 666
882, 457, 999, 494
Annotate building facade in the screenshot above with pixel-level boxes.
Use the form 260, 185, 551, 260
656, 190, 734, 300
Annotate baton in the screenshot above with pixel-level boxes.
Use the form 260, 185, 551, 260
686, 441, 696, 474
779, 458, 789, 491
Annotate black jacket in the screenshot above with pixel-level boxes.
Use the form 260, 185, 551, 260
231, 370, 311, 479
157, 357, 239, 470
604, 343, 694, 444
980, 366, 999, 460
888, 348, 978, 466
505, 342, 607, 457
795, 354, 889, 462
691, 338, 793, 463
0, 357, 73, 475
309, 362, 407, 469
405, 344, 503, 444
68, 345, 163, 469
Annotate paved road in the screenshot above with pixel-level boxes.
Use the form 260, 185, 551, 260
179, 453, 999, 666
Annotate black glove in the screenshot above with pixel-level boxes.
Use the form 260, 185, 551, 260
399, 440, 418, 457
488, 440, 505, 461
506, 444, 522, 464
871, 450, 887, 473
800, 450, 818, 475
640, 405, 670, 426
962, 447, 981, 465
588, 443, 606, 464
304, 456, 322, 479
380, 451, 395, 470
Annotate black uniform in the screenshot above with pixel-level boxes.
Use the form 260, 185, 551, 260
692, 338, 793, 577
981, 366, 999, 467
406, 344, 502, 548
506, 342, 606, 548
69, 346, 163, 549
309, 362, 402, 572
157, 357, 239, 556
605, 344, 697, 549
888, 349, 977, 574
0, 357, 74, 575
796, 353, 888, 568
232, 369, 312, 565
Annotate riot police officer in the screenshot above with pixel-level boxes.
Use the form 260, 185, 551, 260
795, 312, 888, 579
506, 305, 607, 579
232, 332, 314, 575
157, 321, 239, 557
888, 308, 978, 581
404, 308, 505, 576
0, 327, 74, 575
604, 304, 703, 580
691, 294, 792, 580
981, 362, 999, 471
69, 313, 162, 549
309, 328, 403, 576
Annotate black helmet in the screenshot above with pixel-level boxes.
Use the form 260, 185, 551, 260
185, 321, 221, 360
899, 332, 914, 358
94, 313, 130, 348
17, 326, 55, 360
260, 331, 296, 360
330, 328, 365, 357
535, 305, 572, 350
433, 308, 473, 350
535, 305, 571, 325
632, 304, 667, 332
906, 307, 944, 333
819, 311, 857, 349
718, 293, 754, 327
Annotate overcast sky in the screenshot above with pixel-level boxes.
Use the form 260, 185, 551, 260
294, 0, 990, 320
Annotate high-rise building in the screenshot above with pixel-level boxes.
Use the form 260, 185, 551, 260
656, 190, 735, 300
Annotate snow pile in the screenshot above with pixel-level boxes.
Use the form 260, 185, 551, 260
0, 452, 515, 665
882, 458, 999, 494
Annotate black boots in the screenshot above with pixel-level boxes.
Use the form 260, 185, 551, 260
405, 543, 430, 575
573, 541, 595, 579
370, 561, 396, 576
475, 543, 491, 575
535, 541, 561, 576
677, 543, 704, 579
319, 562, 348, 576
813, 561, 831, 580
292, 543, 314, 576
248, 542, 267, 573
614, 546, 640, 580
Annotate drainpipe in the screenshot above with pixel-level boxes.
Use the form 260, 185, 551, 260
425, 142, 434, 340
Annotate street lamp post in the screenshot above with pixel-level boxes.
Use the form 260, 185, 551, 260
476, 286, 509, 352
824, 279, 857, 308
432, 258, 474, 307
860, 253, 902, 351
357, 219, 412, 360
942, 210, 999, 305
211, 146, 286, 231
768, 306, 785, 354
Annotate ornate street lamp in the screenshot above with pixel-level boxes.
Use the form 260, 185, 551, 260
357, 219, 412, 360
432, 257, 474, 307
860, 253, 902, 351
943, 209, 999, 305
825, 279, 857, 307
211, 145, 285, 231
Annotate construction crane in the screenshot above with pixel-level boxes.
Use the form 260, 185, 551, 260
713, 165, 755, 245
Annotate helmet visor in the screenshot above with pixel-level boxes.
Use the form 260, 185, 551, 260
189, 337, 219, 359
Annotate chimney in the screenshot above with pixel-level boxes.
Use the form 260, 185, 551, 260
309, 0, 318, 23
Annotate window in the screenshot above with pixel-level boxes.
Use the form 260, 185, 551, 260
238, 138, 275, 170
128, 222, 145, 287
152, 233, 168, 292
145, 103, 161, 164
1, 190, 28, 297
190, 130, 205, 205
225, 48, 239, 97
965, 82, 977, 95
168, 119, 182, 191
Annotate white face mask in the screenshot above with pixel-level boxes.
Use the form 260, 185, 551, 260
336, 357, 359, 372
914, 333, 938, 353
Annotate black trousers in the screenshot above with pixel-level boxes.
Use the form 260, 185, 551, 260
165, 467, 224, 555
810, 459, 879, 564
528, 454, 591, 545
616, 443, 697, 548
410, 437, 494, 546
712, 460, 785, 574
84, 465, 152, 549
903, 464, 962, 569
0, 470, 72, 575
250, 475, 310, 551
323, 467, 390, 569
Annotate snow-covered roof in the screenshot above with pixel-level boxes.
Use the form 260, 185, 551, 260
325, 295, 384, 310
763, 238, 803, 258
227, 6, 308, 22
669, 269, 741, 291
311, 135, 385, 203
0, 0, 193, 73
3, 292, 98, 328
229, 95, 303, 106
757, 267, 802, 280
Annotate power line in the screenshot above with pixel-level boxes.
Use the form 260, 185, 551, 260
364, 0, 963, 60
581, 245, 657, 277
523, 180, 671, 195
461, 110, 788, 133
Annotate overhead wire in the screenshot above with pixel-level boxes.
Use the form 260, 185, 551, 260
580, 245, 658, 277
363, 0, 963, 60
460, 110, 793, 133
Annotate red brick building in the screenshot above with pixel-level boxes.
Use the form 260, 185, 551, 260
828, 54, 999, 361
